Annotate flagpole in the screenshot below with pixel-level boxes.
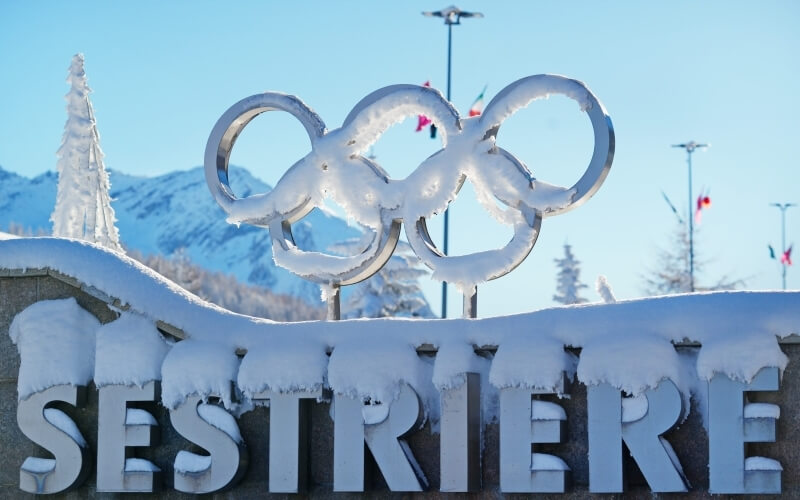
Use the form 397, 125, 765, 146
672, 141, 708, 292
423, 5, 483, 318
443, 20, 452, 319
771, 202, 796, 290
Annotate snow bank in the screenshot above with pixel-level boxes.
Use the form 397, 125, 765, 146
161, 340, 240, 409
578, 333, 682, 396
490, 335, 574, 392
238, 336, 328, 397
10, 298, 99, 400
328, 337, 428, 404
3, 237, 799, 412
432, 341, 485, 390
95, 312, 170, 387
697, 329, 789, 383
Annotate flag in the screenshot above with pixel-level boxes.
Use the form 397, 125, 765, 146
415, 114, 432, 132
416, 81, 434, 133
695, 190, 711, 224
782, 245, 793, 266
468, 85, 487, 117
661, 191, 684, 224
769, 245, 776, 260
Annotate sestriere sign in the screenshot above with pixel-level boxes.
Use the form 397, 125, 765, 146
8, 76, 788, 496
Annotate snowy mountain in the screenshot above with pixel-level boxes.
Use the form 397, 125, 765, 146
0, 165, 361, 303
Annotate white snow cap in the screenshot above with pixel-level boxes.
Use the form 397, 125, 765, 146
3, 238, 799, 411
95, 312, 170, 387
161, 340, 240, 409
238, 336, 328, 397
10, 298, 99, 400
328, 337, 427, 404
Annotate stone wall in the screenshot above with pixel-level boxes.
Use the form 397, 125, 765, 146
1, 271, 797, 498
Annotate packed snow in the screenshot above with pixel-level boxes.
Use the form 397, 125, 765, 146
20, 458, 56, 474
161, 340, 240, 410
745, 457, 783, 471
126, 408, 158, 426
744, 403, 780, 419
44, 408, 87, 447
124, 458, 161, 472
95, 312, 170, 387
531, 453, 570, 471
10, 297, 99, 400
532, 400, 567, 421
174, 451, 211, 474
197, 403, 243, 443
3, 237, 798, 426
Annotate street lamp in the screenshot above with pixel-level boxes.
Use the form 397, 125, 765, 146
671, 140, 709, 292
770, 202, 795, 290
423, 5, 483, 318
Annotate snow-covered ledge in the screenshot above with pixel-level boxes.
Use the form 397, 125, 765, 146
3, 237, 799, 400
3, 237, 799, 496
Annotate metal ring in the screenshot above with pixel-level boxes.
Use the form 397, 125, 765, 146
204, 92, 326, 227
480, 74, 615, 217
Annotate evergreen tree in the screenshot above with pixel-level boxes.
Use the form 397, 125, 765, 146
51, 54, 123, 252
553, 243, 589, 305
330, 239, 435, 319
128, 248, 325, 321
642, 223, 743, 295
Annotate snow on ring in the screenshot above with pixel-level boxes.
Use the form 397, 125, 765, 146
204, 76, 614, 291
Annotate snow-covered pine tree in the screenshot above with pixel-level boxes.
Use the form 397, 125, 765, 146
553, 243, 589, 305
330, 238, 434, 319
51, 53, 123, 252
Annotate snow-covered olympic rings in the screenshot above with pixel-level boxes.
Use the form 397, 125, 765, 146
204, 75, 614, 291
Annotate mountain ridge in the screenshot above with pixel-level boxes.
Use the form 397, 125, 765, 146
0, 165, 360, 304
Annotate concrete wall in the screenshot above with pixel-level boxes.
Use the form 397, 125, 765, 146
1, 271, 798, 498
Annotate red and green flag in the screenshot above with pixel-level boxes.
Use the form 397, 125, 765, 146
768, 244, 793, 266
468, 85, 488, 117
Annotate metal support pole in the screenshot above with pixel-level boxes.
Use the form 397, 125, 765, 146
327, 285, 341, 321
672, 141, 708, 293
462, 288, 477, 319
687, 150, 694, 292
771, 203, 795, 290
423, 6, 483, 318
782, 208, 787, 290
442, 22, 452, 319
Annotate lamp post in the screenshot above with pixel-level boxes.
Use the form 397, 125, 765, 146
771, 202, 795, 290
423, 5, 483, 318
671, 141, 709, 292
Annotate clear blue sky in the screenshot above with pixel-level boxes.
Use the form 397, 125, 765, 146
1, 1, 799, 317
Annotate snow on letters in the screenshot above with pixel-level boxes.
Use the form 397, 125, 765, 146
3, 236, 797, 414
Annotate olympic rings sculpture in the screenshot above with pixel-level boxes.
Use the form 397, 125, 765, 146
205, 75, 614, 294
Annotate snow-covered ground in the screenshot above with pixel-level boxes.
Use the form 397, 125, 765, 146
4, 237, 797, 427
